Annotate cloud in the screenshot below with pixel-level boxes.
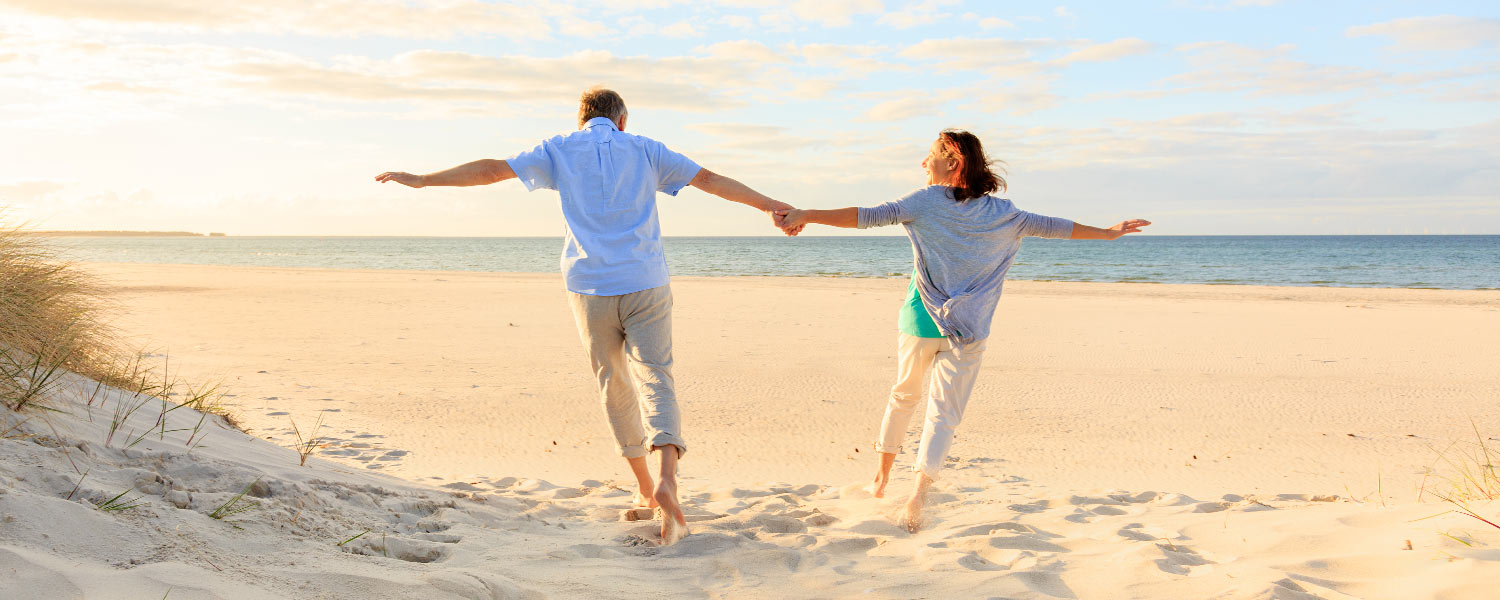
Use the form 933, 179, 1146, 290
1347, 15, 1500, 52
899, 37, 1065, 71
1054, 38, 1154, 65
1099, 42, 1392, 99
0, 0, 551, 39
695, 40, 787, 64
0, 180, 65, 203
978, 17, 1016, 29
658, 20, 701, 38
790, 0, 883, 27
1053, 5, 1073, 18
877, 0, 958, 29
865, 96, 942, 121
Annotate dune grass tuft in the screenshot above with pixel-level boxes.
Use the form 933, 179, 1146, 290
1421, 421, 1500, 530
94, 488, 146, 512
0, 216, 121, 411
1, 211, 242, 437
208, 478, 261, 527
289, 412, 327, 467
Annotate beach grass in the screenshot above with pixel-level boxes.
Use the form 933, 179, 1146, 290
290, 412, 327, 467
1, 211, 242, 443
1422, 421, 1500, 529
0, 216, 121, 411
94, 487, 146, 512
208, 478, 261, 526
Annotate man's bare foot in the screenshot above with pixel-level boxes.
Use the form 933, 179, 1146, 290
633, 490, 659, 508
653, 480, 688, 545
898, 493, 925, 533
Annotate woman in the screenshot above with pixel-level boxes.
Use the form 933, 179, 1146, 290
775, 129, 1150, 532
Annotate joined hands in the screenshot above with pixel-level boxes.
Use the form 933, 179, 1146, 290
768, 204, 804, 236
772, 208, 808, 236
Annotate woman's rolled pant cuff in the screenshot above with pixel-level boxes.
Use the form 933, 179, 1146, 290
914, 462, 942, 482
649, 433, 687, 458
873, 442, 903, 454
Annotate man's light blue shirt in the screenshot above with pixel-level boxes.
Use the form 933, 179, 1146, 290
507, 117, 701, 296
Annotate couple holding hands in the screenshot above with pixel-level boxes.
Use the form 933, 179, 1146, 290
376, 87, 1149, 544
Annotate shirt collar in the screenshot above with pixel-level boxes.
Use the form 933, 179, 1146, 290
584, 117, 619, 130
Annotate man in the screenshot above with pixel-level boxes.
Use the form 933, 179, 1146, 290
375, 87, 793, 544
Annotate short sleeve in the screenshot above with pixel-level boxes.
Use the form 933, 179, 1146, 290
506, 141, 556, 191
1017, 211, 1074, 239
647, 140, 701, 196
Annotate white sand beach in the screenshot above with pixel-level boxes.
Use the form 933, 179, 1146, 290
3, 262, 1499, 599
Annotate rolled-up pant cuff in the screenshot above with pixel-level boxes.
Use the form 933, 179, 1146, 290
619, 444, 649, 459
650, 433, 686, 458
914, 462, 942, 482
873, 442, 902, 454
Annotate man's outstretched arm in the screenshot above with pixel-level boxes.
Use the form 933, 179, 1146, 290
375, 159, 517, 188
689, 167, 801, 235
689, 167, 793, 213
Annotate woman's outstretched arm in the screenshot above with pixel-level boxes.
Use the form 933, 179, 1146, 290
1070, 219, 1152, 240
774, 208, 858, 231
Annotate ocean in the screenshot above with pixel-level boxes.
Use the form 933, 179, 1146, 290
44, 235, 1500, 290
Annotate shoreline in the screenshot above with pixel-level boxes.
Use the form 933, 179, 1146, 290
77, 260, 1500, 295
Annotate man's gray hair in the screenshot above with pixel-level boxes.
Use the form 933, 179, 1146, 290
578, 87, 627, 126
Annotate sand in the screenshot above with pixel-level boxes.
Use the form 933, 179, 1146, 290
2, 262, 1498, 599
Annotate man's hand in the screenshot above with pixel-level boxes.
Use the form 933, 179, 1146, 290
774, 209, 810, 236
766, 201, 803, 236
1106, 219, 1152, 239
375, 172, 425, 188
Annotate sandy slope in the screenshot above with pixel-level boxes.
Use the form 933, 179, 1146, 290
1, 262, 1496, 599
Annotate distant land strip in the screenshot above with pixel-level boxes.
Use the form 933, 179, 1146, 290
27, 231, 226, 237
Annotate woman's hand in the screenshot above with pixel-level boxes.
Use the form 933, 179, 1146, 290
1106, 219, 1152, 239
774, 209, 810, 236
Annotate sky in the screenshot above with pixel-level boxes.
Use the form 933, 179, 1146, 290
0, 0, 1497, 236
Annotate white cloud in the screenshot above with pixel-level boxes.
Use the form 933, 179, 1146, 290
1347, 16, 1500, 52
867, 98, 925, 121
0, 0, 551, 39
1054, 6, 1073, 18
718, 14, 755, 29
695, 40, 787, 64
791, 0, 883, 27
658, 20, 702, 38
1054, 38, 1153, 64
878, 0, 958, 29
900, 37, 1065, 71
978, 17, 1016, 29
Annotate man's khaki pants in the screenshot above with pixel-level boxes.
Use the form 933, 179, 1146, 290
567, 285, 685, 458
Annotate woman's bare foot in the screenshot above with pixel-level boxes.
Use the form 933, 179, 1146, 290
864, 451, 898, 498
898, 493, 925, 533
897, 472, 934, 533
653, 480, 688, 545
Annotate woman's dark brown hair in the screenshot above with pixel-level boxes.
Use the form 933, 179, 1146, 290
937, 129, 1007, 202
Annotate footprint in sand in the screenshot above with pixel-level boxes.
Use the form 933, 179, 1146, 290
341, 535, 450, 563
1009, 499, 1052, 513
1154, 542, 1215, 576
819, 536, 880, 555
948, 522, 1048, 538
